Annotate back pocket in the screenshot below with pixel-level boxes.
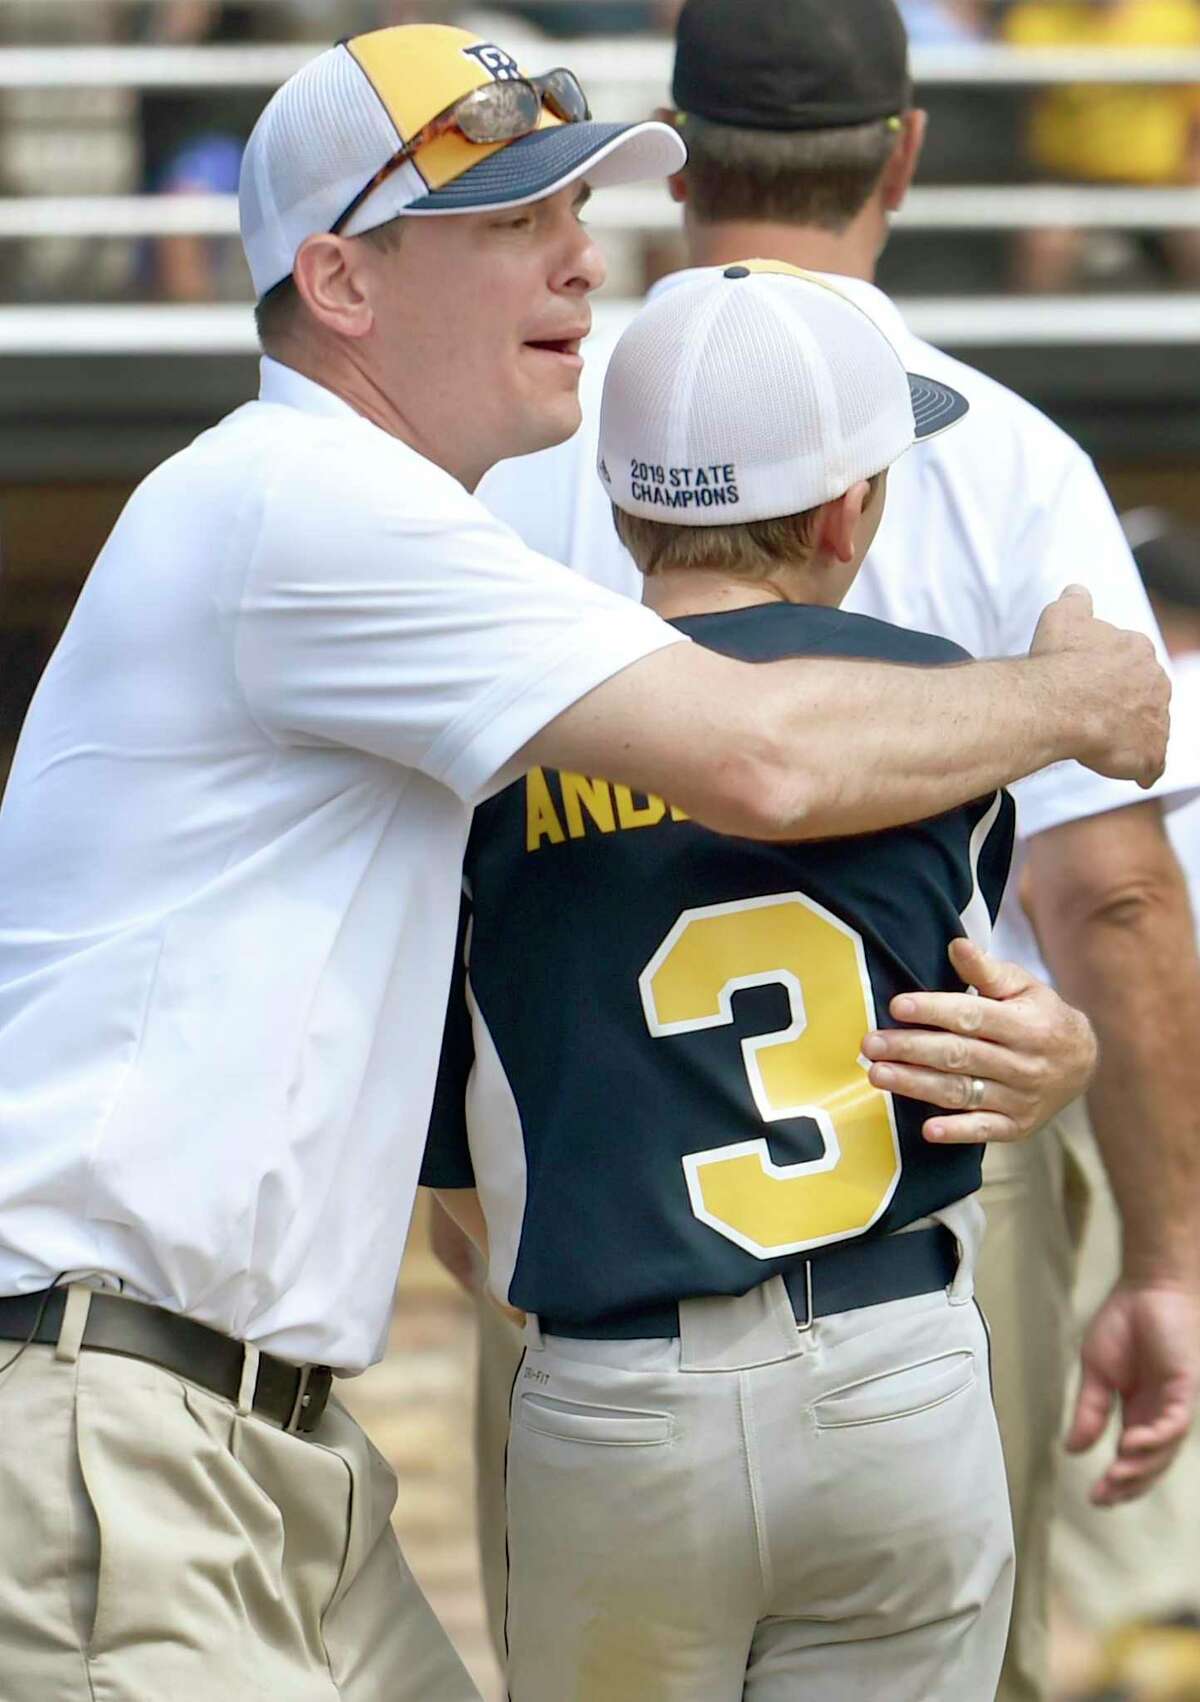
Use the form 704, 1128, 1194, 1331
813, 1350, 975, 1430
517, 1392, 672, 1447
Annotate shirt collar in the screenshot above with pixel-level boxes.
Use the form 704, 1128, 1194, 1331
646, 267, 912, 351
258, 355, 367, 424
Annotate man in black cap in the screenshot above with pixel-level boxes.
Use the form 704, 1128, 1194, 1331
470, 4, 1200, 1700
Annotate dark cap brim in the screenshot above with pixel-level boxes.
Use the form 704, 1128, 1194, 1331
402, 120, 685, 214
908, 372, 970, 440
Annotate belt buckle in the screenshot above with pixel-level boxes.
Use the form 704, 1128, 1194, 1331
795, 1259, 815, 1333
285, 1364, 314, 1433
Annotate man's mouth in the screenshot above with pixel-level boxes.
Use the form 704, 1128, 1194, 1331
524, 337, 584, 361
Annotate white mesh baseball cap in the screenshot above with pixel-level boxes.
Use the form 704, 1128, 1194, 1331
239, 23, 686, 300
598, 260, 969, 526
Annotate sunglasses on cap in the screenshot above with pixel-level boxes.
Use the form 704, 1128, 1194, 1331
330, 67, 591, 236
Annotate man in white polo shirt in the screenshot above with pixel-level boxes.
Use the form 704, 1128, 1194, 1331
473, 3, 1200, 1697
0, 21, 1168, 1702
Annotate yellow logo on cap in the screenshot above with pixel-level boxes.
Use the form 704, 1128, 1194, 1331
345, 24, 561, 194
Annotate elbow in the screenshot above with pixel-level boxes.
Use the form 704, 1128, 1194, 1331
1051, 872, 1184, 944
704, 738, 820, 843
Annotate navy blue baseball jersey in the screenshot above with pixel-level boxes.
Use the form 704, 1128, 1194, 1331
422, 603, 1015, 1331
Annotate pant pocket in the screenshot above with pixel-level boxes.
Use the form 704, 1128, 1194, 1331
516, 1390, 673, 1446
813, 1349, 976, 1430
73, 1354, 326, 1671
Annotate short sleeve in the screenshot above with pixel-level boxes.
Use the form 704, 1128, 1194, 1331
998, 449, 1200, 838
420, 893, 477, 1191
235, 434, 686, 803
955, 787, 1016, 954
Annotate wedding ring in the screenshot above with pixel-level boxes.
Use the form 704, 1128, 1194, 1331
967, 1076, 986, 1111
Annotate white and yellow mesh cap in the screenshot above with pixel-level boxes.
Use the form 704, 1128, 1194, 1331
597, 260, 969, 527
239, 23, 685, 299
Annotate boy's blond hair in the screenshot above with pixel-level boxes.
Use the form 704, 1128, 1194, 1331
612, 475, 881, 579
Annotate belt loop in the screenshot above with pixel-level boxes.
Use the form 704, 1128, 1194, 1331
523, 1311, 545, 1351
943, 1196, 985, 1305
678, 1276, 807, 1372
285, 1365, 313, 1433
795, 1259, 815, 1333
54, 1284, 93, 1363
237, 1343, 261, 1415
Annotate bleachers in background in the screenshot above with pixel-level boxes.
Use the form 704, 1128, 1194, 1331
0, 2, 1197, 474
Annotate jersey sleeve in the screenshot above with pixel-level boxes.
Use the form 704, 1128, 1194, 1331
419, 893, 477, 1191
995, 448, 1200, 837
234, 437, 685, 804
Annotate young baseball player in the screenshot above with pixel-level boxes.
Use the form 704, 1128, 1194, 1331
422, 262, 1017, 1701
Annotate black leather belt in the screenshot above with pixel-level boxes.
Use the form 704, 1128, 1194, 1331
0, 1287, 333, 1435
540, 1224, 959, 1340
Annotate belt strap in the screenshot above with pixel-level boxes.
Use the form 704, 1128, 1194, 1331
0, 1288, 332, 1435
540, 1225, 959, 1341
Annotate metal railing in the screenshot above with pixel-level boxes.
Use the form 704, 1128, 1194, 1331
2, 293, 1197, 356
1, 184, 1197, 238
2, 41, 1200, 88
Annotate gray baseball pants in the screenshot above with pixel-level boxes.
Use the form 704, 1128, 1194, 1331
503, 1201, 1014, 1702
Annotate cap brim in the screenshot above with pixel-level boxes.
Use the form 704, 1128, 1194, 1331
908, 372, 970, 440
400, 119, 686, 214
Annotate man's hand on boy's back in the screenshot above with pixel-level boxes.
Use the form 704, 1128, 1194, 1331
862, 937, 1097, 1146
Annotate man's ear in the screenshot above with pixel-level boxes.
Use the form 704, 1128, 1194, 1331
881, 109, 927, 214
815, 482, 871, 565
654, 105, 689, 205
292, 234, 374, 340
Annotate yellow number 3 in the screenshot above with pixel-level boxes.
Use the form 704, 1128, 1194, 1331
639, 894, 901, 1259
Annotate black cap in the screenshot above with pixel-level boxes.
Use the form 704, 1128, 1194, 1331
673, 0, 912, 132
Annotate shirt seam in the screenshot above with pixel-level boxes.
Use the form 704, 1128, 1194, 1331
422, 613, 680, 795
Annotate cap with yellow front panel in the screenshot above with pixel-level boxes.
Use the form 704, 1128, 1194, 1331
598, 259, 970, 527
239, 24, 685, 299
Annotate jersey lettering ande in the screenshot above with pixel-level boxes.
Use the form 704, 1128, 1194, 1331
422, 604, 1014, 1330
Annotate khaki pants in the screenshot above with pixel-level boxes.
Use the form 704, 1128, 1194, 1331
0, 1305, 479, 1702
975, 1110, 1086, 1702
1052, 1126, 1200, 1630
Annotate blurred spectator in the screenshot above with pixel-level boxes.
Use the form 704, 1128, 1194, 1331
498, 1, 676, 32
356, 0, 676, 28
1004, 0, 1200, 292
151, 133, 246, 301
137, 3, 278, 300
898, 0, 987, 46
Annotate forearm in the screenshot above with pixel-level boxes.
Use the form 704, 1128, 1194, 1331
1033, 852, 1200, 1286
529, 647, 1085, 843
432, 1186, 489, 1260
752, 654, 1073, 839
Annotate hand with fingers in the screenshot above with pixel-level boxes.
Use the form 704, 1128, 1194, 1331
1030, 583, 1170, 789
860, 937, 1097, 1145
1067, 1281, 1200, 1506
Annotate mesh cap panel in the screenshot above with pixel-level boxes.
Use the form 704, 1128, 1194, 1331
598, 268, 921, 526
240, 45, 406, 298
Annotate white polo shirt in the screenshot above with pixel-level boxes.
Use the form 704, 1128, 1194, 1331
0, 357, 684, 1372
480, 271, 1200, 974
